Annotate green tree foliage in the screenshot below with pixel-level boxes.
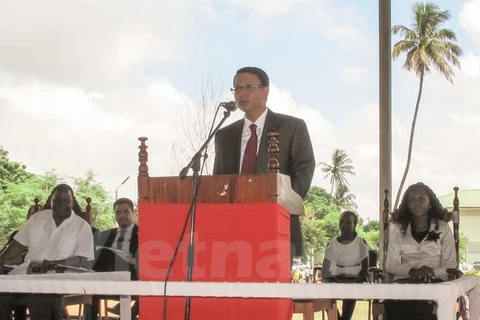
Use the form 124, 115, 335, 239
359, 219, 381, 251
73, 170, 115, 230
301, 187, 339, 260
392, 2, 463, 209
301, 186, 380, 262
0, 148, 49, 246
304, 186, 338, 220
0, 146, 34, 189
301, 209, 326, 260
1, 177, 43, 246
363, 219, 380, 233
0, 146, 116, 247
334, 184, 358, 212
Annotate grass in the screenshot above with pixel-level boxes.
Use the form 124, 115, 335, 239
66, 300, 120, 319
292, 300, 372, 320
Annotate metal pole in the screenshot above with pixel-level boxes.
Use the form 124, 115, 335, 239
115, 176, 131, 200
379, 0, 392, 268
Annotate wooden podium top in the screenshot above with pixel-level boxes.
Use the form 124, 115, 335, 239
137, 137, 304, 215
138, 173, 303, 215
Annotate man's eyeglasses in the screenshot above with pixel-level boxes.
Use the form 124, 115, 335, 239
230, 85, 265, 94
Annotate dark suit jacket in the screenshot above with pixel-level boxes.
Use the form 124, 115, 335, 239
93, 224, 138, 280
213, 109, 315, 256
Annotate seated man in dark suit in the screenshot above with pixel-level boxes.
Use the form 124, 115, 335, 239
92, 197, 138, 319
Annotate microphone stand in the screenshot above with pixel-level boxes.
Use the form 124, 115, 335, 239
178, 108, 233, 320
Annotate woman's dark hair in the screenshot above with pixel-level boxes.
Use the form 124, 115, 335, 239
339, 210, 358, 237
395, 182, 446, 233
43, 184, 83, 216
233, 67, 270, 87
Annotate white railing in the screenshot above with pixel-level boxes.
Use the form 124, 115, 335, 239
1, 273, 479, 320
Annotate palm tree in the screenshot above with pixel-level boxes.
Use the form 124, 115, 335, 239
392, 2, 463, 209
318, 149, 355, 195
334, 184, 358, 212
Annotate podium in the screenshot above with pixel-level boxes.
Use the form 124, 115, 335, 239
137, 137, 299, 320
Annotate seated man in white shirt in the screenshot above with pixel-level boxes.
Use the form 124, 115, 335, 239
0, 184, 94, 320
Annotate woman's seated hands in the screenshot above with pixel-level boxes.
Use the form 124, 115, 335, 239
446, 268, 463, 280
409, 265, 435, 282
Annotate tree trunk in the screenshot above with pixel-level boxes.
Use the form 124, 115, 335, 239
394, 72, 425, 209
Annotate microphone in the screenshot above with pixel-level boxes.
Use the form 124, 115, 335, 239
219, 101, 237, 112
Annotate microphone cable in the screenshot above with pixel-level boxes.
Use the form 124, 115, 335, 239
161, 104, 222, 320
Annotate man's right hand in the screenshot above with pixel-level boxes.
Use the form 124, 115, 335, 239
121, 255, 136, 265
28, 260, 53, 274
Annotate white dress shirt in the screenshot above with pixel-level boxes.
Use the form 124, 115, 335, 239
324, 236, 369, 276
385, 220, 457, 280
239, 108, 268, 172
12, 209, 94, 274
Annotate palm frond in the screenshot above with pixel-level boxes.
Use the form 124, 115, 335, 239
319, 149, 356, 194
392, 25, 413, 37
392, 40, 417, 60
434, 28, 457, 41
427, 50, 455, 82
392, 1, 462, 81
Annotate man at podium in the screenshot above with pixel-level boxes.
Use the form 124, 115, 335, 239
213, 66, 316, 259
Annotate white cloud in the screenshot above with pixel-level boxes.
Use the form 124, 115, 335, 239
266, 85, 335, 161
341, 67, 371, 83
223, 0, 371, 51
389, 65, 480, 205
265, 85, 382, 221
300, 2, 372, 52
0, 0, 211, 88
461, 52, 480, 78
3, 63, 480, 223
460, 0, 480, 45
226, 0, 298, 17
1, 0, 479, 225
0, 79, 194, 200
459, 0, 480, 79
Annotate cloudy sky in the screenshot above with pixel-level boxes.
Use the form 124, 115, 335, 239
1, 0, 479, 221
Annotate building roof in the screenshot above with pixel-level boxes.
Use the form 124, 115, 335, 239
438, 189, 480, 208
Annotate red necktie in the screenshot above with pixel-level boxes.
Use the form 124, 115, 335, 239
241, 124, 257, 174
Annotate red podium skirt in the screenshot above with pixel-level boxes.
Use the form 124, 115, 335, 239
138, 203, 293, 320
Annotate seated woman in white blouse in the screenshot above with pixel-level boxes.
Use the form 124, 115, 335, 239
323, 211, 369, 320
385, 182, 457, 320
